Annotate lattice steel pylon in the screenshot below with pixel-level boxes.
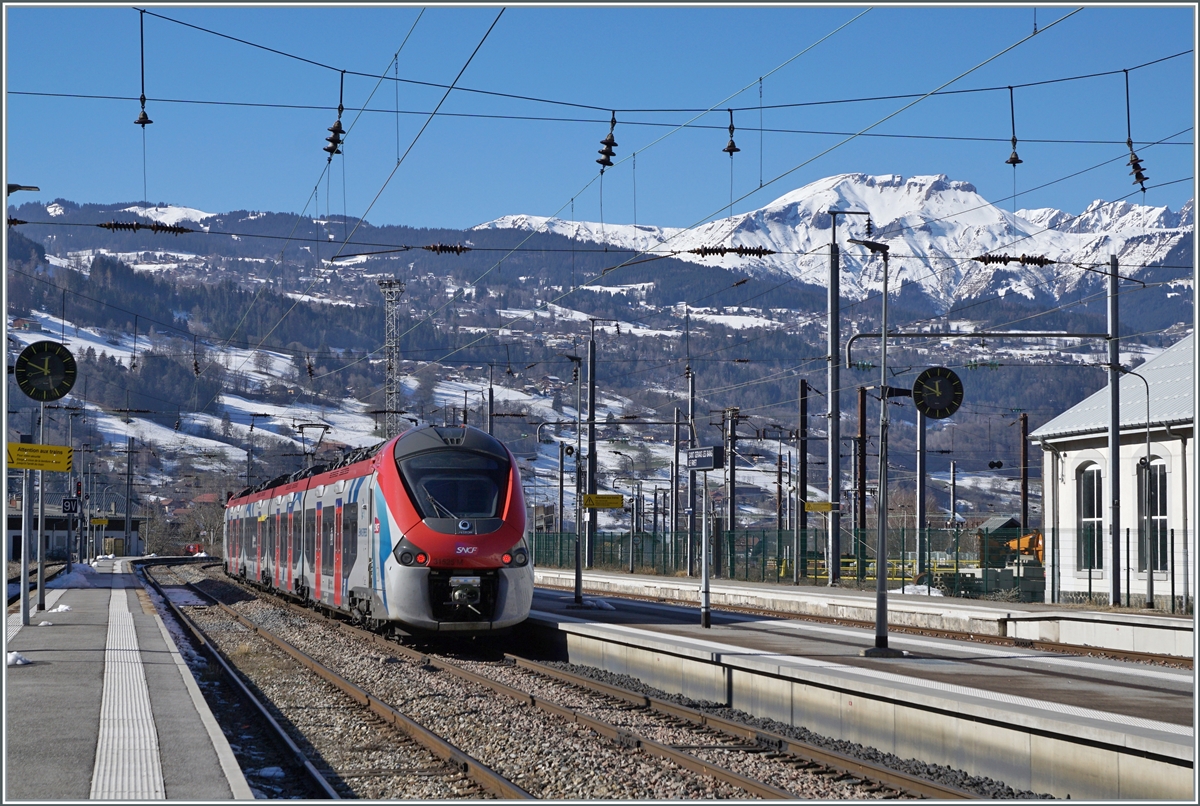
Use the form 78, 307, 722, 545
378, 279, 406, 439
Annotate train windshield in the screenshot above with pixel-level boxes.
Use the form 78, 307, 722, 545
398, 451, 509, 519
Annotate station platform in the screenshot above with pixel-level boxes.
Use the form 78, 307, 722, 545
534, 567, 1195, 658
529, 570, 1195, 800
5, 558, 252, 801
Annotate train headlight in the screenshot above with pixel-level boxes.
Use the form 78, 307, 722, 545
393, 539, 430, 567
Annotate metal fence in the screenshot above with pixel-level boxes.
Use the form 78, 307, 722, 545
531, 527, 1045, 597
530, 524, 1193, 612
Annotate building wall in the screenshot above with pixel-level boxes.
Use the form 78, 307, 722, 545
1041, 426, 1193, 605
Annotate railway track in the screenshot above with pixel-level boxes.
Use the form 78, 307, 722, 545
174, 563, 985, 799
144, 562, 513, 799
536, 582, 1193, 669
6, 562, 66, 609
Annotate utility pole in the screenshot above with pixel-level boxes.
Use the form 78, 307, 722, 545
672, 407, 681, 570
798, 378, 808, 581
1107, 254, 1122, 606
378, 279, 406, 440
124, 436, 134, 557
857, 385, 868, 580
37, 404, 46, 609
1020, 412, 1029, 531
916, 411, 927, 576
558, 442, 565, 535
586, 321, 603, 568
687, 364, 697, 576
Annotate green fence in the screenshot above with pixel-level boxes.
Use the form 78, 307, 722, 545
530, 526, 1047, 600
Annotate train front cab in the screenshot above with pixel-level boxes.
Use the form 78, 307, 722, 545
375, 426, 534, 633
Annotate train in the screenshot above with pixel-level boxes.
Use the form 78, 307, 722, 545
223, 424, 534, 635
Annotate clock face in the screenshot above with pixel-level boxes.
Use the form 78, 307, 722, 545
14, 341, 78, 402
912, 366, 964, 419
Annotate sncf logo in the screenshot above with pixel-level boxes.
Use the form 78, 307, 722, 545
455, 544, 479, 555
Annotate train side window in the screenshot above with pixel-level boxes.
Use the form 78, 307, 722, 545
321, 503, 335, 575
304, 508, 316, 566
343, 502, 358, 578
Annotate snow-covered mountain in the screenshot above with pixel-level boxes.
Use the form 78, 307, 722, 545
475, 173, 1193, 308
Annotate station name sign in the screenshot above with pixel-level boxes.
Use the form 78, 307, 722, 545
686, 446, 725, 471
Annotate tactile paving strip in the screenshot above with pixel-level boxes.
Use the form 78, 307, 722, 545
89, 588, 166, 799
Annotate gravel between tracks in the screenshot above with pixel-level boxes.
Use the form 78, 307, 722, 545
178, 565, 1050, 799
533, 660, 1053, 799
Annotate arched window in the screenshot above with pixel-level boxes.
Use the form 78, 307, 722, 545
1077, 464, 1103, 570
1138, 458, 1168, 572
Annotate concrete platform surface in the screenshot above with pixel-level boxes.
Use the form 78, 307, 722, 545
5, 558, 252, 801
534, 568, 1195, 657
527, 580, 1195, 800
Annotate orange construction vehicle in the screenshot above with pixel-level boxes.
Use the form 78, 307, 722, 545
1005, 531, 1044, 564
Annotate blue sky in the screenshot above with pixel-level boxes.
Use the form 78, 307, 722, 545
4, 4, 1195, 230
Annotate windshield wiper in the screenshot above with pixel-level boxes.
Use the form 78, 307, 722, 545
424, 490, 457, 518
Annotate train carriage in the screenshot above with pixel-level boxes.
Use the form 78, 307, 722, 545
223, 425, 533, 634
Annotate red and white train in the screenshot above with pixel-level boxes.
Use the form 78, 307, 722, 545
223, 425, 533, 634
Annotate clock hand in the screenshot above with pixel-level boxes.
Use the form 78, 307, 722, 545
41, 357, 52, 376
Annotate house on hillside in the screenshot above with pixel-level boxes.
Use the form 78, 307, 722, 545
1032, 335, 1193, 610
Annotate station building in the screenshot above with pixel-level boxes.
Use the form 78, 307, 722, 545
1032, 335, 1193, 609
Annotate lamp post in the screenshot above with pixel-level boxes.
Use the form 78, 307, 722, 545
1115, 364, 1154, 609
848, 237, 903, 658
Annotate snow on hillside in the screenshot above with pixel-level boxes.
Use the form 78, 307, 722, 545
477, 173, 1193, 308
121, 204, 215, 226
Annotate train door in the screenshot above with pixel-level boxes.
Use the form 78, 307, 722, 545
274, 501, 282, 588
254, 508, 262, 582
314, 502, 323, 601
342, 498, 358, 607
333, 498, 343, 608
304, 503, 316, 599
286, 496, 295, 592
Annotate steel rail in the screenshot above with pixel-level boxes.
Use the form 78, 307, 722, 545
178, 581, 534, 800
6, 563, 66, 608
236, 578, 801, 799
507, 655, 979, 800
137, 562, 342, 799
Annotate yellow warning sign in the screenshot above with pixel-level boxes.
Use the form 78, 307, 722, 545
91, 518, 109, 526
6, 443, 73, 472
583, 494, 624, 509
804, 501, 834, 513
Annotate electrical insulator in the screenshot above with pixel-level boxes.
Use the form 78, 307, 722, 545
596, 112, 617, 170
324, 119, 344, 156
865, 218, 873, 237
852, 361, 875, 371
306, 355, 315, 379
723, 109, 739, 155
174, 418, 181, 431
1006, 136, 1023, 166
193, 358, 200, 375
572, 365, 579, 382
1128, 150, 1148, 188
134, 109, 153, 127
423, 243, 471, 255
989, 460, 1003, 469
